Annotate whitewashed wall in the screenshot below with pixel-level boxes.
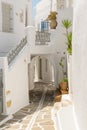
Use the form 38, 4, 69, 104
42, 57, 53, 83
27, 9, 73, 86
34, 57, 40, 82
28, 57, 35, 90
0, 0, 27, 50
65, 0, 73, 8
72, 0, 87, 130
4, 46, 29, 115
51, 8, 73, 82
51, 8, 73, 52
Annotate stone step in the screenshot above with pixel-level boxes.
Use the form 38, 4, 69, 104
0, 115, 13, 126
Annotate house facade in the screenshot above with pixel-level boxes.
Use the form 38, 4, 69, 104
0, 0, 87, 130
0, 0, 32, 116
0, 0, 73, 116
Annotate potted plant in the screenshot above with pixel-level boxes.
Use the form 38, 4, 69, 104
62, 19, 72, 55
59, 52, 68, 93
47, 11, 58, 29
62, 19, 72, 95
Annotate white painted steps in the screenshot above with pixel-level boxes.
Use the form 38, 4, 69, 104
52, 94, 77, 130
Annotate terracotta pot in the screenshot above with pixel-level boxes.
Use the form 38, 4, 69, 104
60, 89, 68, 94
50, 19, 58, 29
59, 82, 68, 91
54, 95, 62, 102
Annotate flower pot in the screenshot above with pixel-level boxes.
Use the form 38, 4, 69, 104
60, 89, 68, 94
50, 19, 57, 29
54, 95, 62, 102
59, 81, 68, 91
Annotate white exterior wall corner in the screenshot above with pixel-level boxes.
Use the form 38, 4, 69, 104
0, 0, 32, 115
4, 47, 29, 115
0, 0, 29, 50
72, 0, 87, 130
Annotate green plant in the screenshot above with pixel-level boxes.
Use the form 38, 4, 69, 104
62, 19, 72, 55
62, 78, 68, 82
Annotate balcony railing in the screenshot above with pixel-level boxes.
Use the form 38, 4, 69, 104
35, 31, 50, 45
7, 37, 27, 65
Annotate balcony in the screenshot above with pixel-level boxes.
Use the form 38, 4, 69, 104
35, 31, 51, 45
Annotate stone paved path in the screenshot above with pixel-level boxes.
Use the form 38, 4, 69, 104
0, 82, 56, 130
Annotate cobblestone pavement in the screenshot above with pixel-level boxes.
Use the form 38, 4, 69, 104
0, 82, 56, 130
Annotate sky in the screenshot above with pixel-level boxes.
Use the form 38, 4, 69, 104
32, 0, 41, 16
32, 0, 41, 7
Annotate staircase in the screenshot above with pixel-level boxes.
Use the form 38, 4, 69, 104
0, 36, 29, 124
7, 37, 27, 65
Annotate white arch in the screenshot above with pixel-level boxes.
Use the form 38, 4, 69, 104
28, 54, 58, 90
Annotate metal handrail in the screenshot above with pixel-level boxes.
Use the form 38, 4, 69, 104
7, 37, 27, 65
35, 31, 50, 45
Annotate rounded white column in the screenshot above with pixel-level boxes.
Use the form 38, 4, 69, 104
72, 0, 87, 130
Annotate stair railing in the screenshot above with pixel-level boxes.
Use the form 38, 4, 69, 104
7, 37, 27, 65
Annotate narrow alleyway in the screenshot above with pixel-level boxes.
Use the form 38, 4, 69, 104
0, 83, 56, 130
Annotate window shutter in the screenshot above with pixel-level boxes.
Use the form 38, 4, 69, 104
2, 2, 13, 33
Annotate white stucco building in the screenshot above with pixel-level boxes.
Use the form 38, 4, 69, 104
0, 0, 32, 116
0, 0, 73, 118
35, 0, 57, 25
0, 0, 87, 130
35, 0, 73, 28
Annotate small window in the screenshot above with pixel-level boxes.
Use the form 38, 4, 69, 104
2, 2, 13, 33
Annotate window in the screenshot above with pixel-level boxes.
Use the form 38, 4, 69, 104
2, 2, 13, 33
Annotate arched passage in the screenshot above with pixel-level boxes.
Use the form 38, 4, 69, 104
28, 55, 55, 90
